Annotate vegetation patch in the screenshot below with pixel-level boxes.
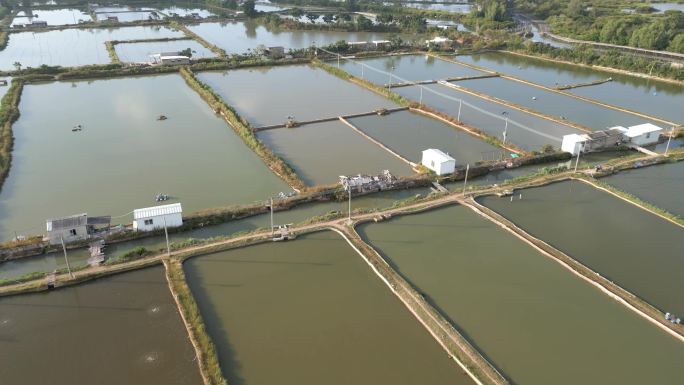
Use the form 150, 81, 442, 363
0, 79, 24, 193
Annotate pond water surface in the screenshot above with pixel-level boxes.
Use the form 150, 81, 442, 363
0, 266, 202, 385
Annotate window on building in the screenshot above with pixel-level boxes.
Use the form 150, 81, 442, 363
69, 229, 77, 236
144, 219, 154, 226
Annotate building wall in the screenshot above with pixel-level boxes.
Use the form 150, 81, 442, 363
133, 213, 183, 232
631, 132, 660, 146
47, 226, 88, 245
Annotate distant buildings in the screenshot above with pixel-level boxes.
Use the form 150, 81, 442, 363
265, 46, 285, 59
149, 52, 190, 65
561, 123, 664, 155
347, 40, 391, 50
133, 203, 183, 232
421, 149, 456, 175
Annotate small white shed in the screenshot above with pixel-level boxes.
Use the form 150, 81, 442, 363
421, 149, 456, 175
623, 123, 663, 146
561, 133, 589, 155
133, 203, 183, 232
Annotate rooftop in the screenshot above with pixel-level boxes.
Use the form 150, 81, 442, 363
422, 148, 455, 162
47, 213, 88, 231
134, 203, 183, 220
625, 123, 663, 137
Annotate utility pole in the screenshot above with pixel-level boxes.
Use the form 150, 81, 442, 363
361, 63, 364, 79
457, 99, 462, 122
163, 216, 170, 258
664, 126, 675, 155
348, 186, 352, 223
388, 65, 395, 92
574, 143, 584, 173
337, 53, 340, 68
270, 198, 274, 237
462, 164, 470, 197
60, 236, 73, 279
419, 86, 423, 106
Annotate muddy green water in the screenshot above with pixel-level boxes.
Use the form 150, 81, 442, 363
0, 74, 288, 241
358, 205, 684, 385
0, 26, 184, 70
0, 187, 430, 280
349, 110, 501, 164
480, 180, 684, 315
115, 39, 216, 62
457, 52, 684, 124
197, 65, 396, 127
395, 84, 583, 151
184, 231, 472, 385
337, 54, 484, 86
258, 120, 414, 185
602, 161, 684, 217
0, 266, 202, 385
189, 21, 393, 55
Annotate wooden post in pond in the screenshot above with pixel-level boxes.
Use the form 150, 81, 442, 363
163, 216, 170, 258
60, 236, 73, 279
270, 198, 274, 238
462, 164, 470, 197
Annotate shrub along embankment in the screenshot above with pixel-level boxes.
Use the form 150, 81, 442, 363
172, 21, 227, 57
179, 66, 306, 191
0, 79, 23, 192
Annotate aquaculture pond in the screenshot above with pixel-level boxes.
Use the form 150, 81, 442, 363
602, 161, 684, 218
358, 205, 684, 385
157, 6, 215, 17
184, 231, 472, 385
258, 120, 415, 185
0, 266, 202, 385
0, 26, 184, 70
0, 186, 431, 281
114, 39, 216, 62
457, 52, 684, 124
188, 21, 392, 54
197, 65, 396, 127
456, 77, 661, 130
395, 84, 584, 151
0, 74, 289, 241
338, 54, 484, 86
13, 8, 91, 25
349, 110, 502, 164
95, 11, 162, 22
480, 180, 684, 316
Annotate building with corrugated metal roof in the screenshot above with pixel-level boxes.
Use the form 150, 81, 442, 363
46, 213, 111, 245
133, 203, 183, 232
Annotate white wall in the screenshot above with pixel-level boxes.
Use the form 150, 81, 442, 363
133, 213, 183, 232
630, 132, 660, 146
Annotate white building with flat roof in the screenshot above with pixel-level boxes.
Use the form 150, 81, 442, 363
622, 123, 663, 146
421, 149, 456, 175
133, 203, 183, 232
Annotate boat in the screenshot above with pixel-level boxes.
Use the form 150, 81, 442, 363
155, 193, 170, 202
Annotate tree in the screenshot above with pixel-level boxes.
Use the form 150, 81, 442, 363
345, 0, 358, 12
13, 62, 21, 71
668, 33, 684, 53
290, 8, 303, 18
356, 15, 373, 30
179, 48, 192, 58
242, 0, 257, 17
566, 0, 584, 18
377, 13, 393, 24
